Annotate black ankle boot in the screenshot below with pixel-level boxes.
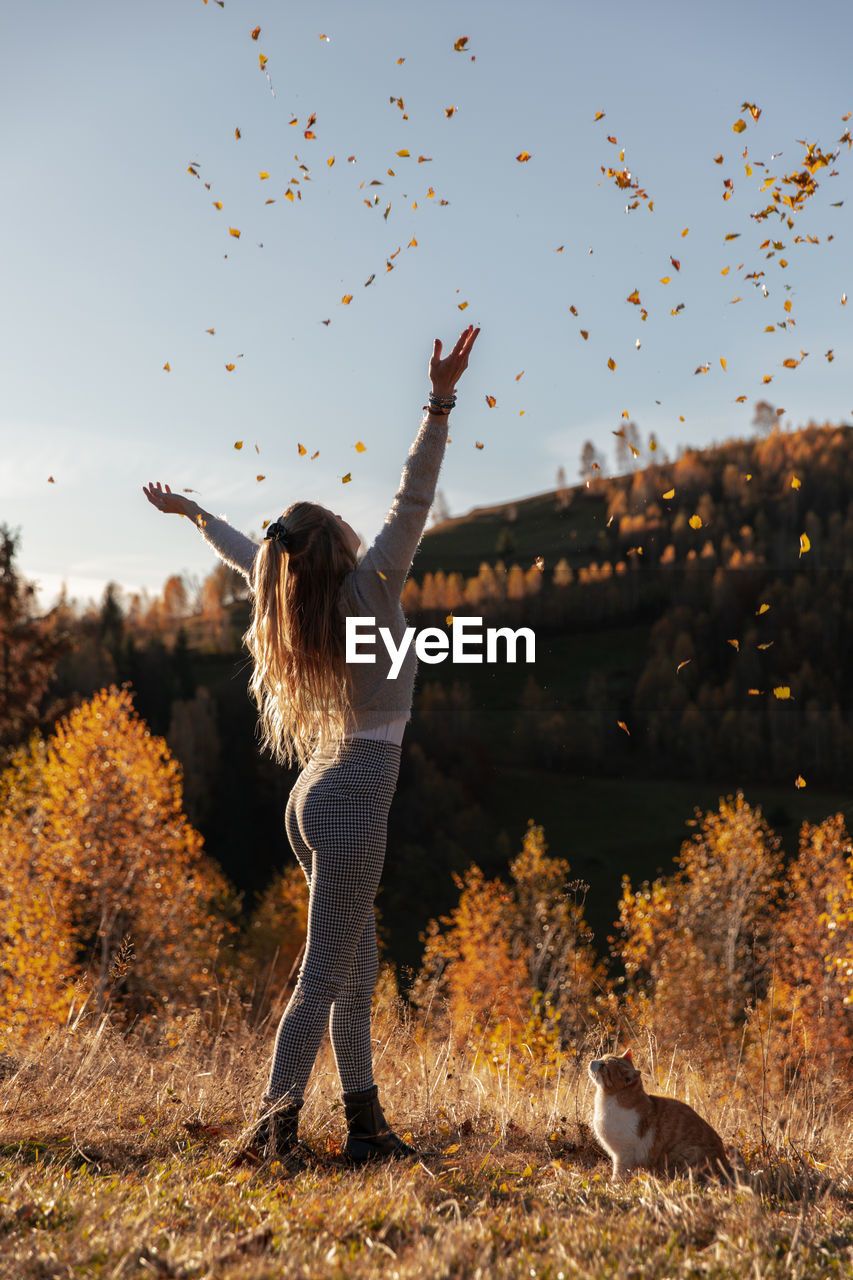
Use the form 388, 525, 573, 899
249, 1102, 311, 1168
343, 1086, 418, 1163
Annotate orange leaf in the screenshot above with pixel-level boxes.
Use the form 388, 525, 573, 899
445, 105, 456, 118
234, 441, 243, 450
235, 127, 242, 139
580, 330, 589, 340
689, 514, 703, 529
626, 289, 641, 306
676, 659, 692, 674
342, 472, 352, 484
225, 363, 235, 372
162, 362, 171, 372
408, 236, 418, 247
681, 227, 689, 237
732, 119, 747, 133
229, 227, 241, 238
660, 276, 671, 284
458, 301, 469, 310
617, 721, 630, 735
728, 639, 740, 651
355, 441, 366, 453
795, 775, 806, 789
327, 156, 335, 167
251, 26, 260, 39
256, 474, 265, 482
485, 395, 497, 408
453, 36, 469, 51
298, 443, 307, 456
475, 441, 485, 450
756, 603, 770, 615
516, 151, 531, 162
341, 294, 353, 305
213, 201, 223, 209
396, 149, 410, 157
773, 686, 792, 700
607, 357, 616, 370
594, 111, 605, 121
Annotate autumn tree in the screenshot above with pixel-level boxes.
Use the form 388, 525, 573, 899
614, 793, 782, 1061
0, 526, 68, 755
413, 823, 612, 1045
0, 687, 233, 1039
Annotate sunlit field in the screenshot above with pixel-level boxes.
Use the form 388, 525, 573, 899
2, 982, 851, 1280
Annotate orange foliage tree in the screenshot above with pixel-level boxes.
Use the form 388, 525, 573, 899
0, 687, 233, 1043
413, 823, 612, 1046
613, 793, 783, 1061
770, 814, 853, 1070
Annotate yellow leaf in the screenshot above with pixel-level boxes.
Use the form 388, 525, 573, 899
458, 301, 469, 310
234, 441, 243, 450
784, 299, 792, 313
791, 475, 801, 489
763, 375, 772, 383
660, 276, 671, 284
748, 688, 762, 696
408, 236, 418, 247
720, 357, 727, 371
676, 659, 692, 674
297, 443, 307, 456
689, 514, 703, 529
662, 488, 675, 500
213, 201, 223, 209
259, 171, 270, 180
453, 36, 469, 51
355, 441, 366, 453
284, 188, 294, 201
626, 289, 641, 305
721, 265, 730, 275
728, 638, 740, 651
594, 110, 605, 121
681, 227, 689, 237
259, 53, 268, 68
795, 775, 806, 789
327, 156, 335, 167
446, 614, 454, 625
396, 149, 410, 158
229, 227, 241, 238
757, 602, 770, 614
758, 642, 774, 650
516, 151, 531, 162
341, 294, 353, 305
617, 720, 630, 735
735, 395, 747, 402
522, 1165, 533, 1178
799, 532, 810, 557
342, 472, 352, 484
773, 686, 792, 700
733, 119, 747, 133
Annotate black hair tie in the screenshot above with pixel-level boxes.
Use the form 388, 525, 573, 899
265, 520, 291, 547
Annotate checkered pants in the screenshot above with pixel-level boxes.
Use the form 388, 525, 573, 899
265, 738, 402, 1103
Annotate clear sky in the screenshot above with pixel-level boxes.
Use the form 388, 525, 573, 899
2, 0, 851, 608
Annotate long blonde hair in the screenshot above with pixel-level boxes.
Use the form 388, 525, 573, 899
244, 502, 357, 765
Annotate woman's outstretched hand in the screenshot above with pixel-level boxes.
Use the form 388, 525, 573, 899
429, 324, 480, 398
143, 481, 205, 521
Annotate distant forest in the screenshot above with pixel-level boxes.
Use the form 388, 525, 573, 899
4, 415, 853, 969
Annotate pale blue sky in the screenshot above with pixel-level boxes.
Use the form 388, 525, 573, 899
2, 0, 851, 607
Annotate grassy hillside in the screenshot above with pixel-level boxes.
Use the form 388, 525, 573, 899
1, 1000, 850, 1280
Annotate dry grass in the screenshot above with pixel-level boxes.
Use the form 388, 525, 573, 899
1, 993, 852, 1280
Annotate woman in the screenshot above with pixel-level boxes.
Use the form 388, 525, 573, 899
143, 325, 479, 1166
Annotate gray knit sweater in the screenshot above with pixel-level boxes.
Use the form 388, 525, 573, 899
199, 412, 449, 731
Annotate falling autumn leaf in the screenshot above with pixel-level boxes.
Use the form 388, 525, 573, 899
213, 201, 223, 209
396, 149, 410, 158
229, 227, 241, 238
163, 362, 171, 372
259, 171, 270, 180
251, 26, 260, 39
617, 721, 630, 736
756, 603, 770, 615
733, 119, 747, 133
728, 639, 740, 651
516, 151, 531, 162
342, 472, 352, 484
355, 441, 366, 453
791, 475, 801, 489
799, 532, 811, 557
773, 686, 792, 700
485, 395, 497, 408
475, 441, 485, 450
259, 53, 268, 69
607, 357, 616, 371
795, 775, 807, 789
234, 441, 243, 450
515, 370, 524, 381
580, 330, 589, 340
297, 443, 307, 456
662, 488, 675, 500
626, 289, 642, 306
256, 475, 265, 482
689, 514, 703, 529
676, 659, 692, 674
458, 301, 469, 310
235, 127, 242, 140
341, 294, 353, 305
225, 363, 235, 372
445, 105, 456, 118
453, 36, 469, 50
47, 476, 55, 484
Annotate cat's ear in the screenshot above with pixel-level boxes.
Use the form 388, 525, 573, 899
621, 1048, 634, 1062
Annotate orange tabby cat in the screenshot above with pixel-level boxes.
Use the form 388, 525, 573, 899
588, 1049, 731, 1180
